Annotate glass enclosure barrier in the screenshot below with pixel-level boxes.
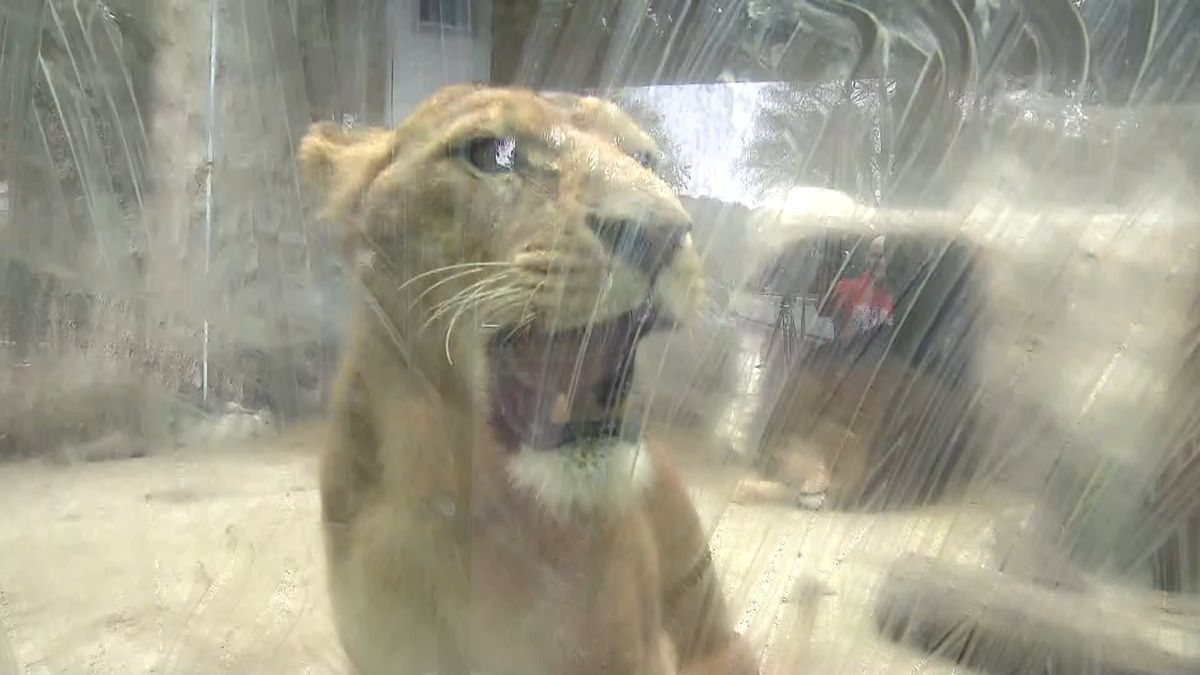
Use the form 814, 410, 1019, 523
1, 1, 1198, 673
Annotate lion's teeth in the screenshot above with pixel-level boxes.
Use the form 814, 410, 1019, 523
551, 392, 570, 424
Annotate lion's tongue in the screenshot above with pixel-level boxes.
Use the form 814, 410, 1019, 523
488, 311, 653, 451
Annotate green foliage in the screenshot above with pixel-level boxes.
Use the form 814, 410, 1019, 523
740, 80, 889, 204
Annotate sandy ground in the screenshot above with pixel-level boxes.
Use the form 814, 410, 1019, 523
0, 416, 1008, 675
0, 303, 1010, 674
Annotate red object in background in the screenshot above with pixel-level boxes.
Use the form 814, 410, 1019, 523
830, 273, 894, 340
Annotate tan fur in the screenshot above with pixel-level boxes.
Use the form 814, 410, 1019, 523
301, 84, 755, 674
740, 347, 963, 512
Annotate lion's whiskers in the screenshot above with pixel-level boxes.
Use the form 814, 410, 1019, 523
514, 280, 545, 331
415, 272, 533, 365
407, 266, 506, 312
443, 288, 529, 364
422, 273, 517, 329
397, 261, 517, 294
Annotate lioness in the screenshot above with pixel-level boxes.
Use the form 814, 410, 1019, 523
740, 231, 985, 513
300, 85, 756, 675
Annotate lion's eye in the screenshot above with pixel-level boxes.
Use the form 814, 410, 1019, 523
461, 137, 517, 174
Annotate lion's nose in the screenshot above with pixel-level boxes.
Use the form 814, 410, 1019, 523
586, 214, 690, 279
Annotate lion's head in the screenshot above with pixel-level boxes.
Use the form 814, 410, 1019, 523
300, 85, 704, 507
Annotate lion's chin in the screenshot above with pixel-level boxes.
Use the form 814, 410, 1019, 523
506, 439, 656, 517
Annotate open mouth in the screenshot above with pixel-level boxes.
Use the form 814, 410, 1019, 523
487, 302, 662, 452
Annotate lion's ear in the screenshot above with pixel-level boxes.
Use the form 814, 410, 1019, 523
298, 122, 396, 221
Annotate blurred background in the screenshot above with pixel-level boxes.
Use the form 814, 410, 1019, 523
2, 1, 1199, 673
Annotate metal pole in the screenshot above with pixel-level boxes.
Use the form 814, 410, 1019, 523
202, 0, 220, 404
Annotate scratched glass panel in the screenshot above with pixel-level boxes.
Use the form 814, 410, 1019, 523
1, 1, 1198, 674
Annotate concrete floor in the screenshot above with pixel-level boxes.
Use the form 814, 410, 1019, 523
0, 420, 1005, 674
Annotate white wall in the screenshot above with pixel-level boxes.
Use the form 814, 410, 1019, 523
386, 0, 492, 123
